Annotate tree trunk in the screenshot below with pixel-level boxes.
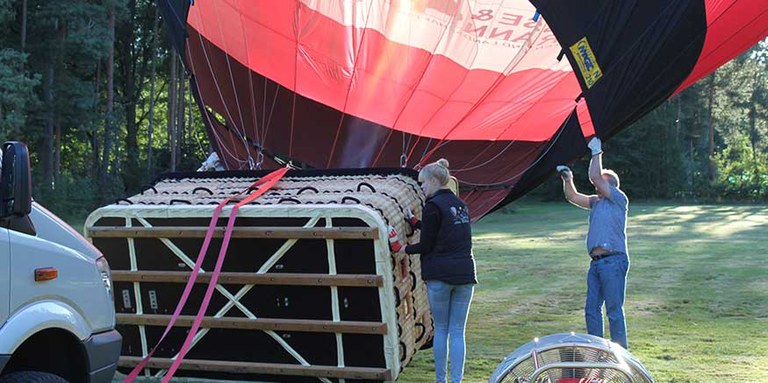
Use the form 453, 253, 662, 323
706, 74, 716, 181
10, 0, 27, 124
54, 118, 61, 187
91, 62, 102, 179
168, 51, 178, 172
147, 7, 160, 176
41, 64, 55, 192
187, 79, 194, 145
123, 0, 139, 192
101, 8, 116, 189
748, 71, 760, 159
20, 0, 27, 52
176, 66, 186, 167
40, 16, 66, 191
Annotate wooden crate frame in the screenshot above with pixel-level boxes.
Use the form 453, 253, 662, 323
86, 204, 411, 382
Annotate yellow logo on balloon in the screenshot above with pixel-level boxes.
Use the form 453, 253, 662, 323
570, 37, 603, 89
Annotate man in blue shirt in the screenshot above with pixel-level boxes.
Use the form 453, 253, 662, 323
558, 137, 630, 349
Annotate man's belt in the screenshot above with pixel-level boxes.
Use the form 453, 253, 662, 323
590, 252, 620, 261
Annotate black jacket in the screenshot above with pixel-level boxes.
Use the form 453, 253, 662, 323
405, 189, 477, 285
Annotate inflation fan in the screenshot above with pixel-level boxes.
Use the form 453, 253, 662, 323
489, 333, 653, 383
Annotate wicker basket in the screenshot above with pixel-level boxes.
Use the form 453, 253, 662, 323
86, 169, 432, 383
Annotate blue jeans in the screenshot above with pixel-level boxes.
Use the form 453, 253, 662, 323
426, 281, 474, 383
585, 253, 629, 349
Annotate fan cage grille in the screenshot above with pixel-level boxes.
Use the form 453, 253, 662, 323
491, 334, 653, 383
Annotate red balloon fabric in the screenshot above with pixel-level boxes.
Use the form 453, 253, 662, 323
158, 0, 768, 218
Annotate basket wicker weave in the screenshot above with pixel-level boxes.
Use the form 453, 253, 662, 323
86, 169, 432, 383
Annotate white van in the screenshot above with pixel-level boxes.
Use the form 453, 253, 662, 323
0, 142, 121, 382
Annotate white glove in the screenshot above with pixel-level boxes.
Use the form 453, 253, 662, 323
556, 165, 571, 173
197, 152, 223, 172
405, 208, 419, 228
588, 137, 602, 156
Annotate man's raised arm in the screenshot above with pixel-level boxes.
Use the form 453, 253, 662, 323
558, 165, 591, 209
588, 137, 612, 198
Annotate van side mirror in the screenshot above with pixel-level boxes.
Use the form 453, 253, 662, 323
0, 141, 33, 218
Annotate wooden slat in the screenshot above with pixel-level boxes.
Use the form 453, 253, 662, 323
116, 314, 388, 335
118, 356, 392, 380
88, 226, 378, 239
111, 270, 384, 287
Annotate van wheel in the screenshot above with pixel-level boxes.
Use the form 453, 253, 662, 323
0, 371, 68, 383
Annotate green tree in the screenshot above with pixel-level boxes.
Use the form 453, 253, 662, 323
712, 133, 768, 200
0, 0, 39, 143
0, 49, 39, 142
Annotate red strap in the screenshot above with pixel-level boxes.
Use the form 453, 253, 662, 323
124, 167, 289, 382
161, 167, 288, 381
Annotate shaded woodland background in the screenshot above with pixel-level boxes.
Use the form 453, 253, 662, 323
0, 0, 765, 222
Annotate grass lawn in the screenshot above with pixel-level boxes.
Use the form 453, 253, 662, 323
397, 201, 768, 383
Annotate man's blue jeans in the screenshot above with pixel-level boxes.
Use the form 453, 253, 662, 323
585, 253, 629, 349
426, 281, 474, 383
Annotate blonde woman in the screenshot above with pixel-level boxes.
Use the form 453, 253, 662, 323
404, 159, 476, 383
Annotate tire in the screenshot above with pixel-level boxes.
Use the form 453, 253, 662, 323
0, 371, 68, 383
